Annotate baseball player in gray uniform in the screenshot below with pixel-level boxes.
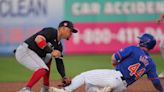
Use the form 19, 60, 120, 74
15, 20, 78, 92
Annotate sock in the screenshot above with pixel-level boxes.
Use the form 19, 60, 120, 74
26, 68, 47, 88
43, 60, 52, 86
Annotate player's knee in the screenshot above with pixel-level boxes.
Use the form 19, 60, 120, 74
42, 65, 50, 71
35, 68, 48, 75
42, 68, 49, 73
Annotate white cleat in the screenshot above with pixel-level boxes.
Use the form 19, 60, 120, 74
40, 85, 49, 92
18, 87, 33, 92
48, 87, 65, 92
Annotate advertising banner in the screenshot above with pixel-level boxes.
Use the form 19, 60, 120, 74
64, 0, 164, 54
0, 0, 64, 55
65, 0, 164, 22
65, 22, 164, 54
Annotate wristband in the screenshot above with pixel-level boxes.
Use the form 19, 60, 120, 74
37, 40, 47, 49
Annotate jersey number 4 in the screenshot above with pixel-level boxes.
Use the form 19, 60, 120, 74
128, 63, 145, 79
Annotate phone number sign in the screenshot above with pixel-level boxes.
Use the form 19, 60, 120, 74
64, 22, 164, 54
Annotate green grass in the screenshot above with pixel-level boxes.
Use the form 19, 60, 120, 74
0, 54, 163, 82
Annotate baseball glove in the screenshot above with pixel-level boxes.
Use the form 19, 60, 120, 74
58, 76, 71, 87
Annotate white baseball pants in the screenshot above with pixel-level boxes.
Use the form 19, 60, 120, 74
15, 43, 51, 71
64, 69, 127, 92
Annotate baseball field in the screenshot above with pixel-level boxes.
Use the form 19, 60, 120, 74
0, 54, 164, 92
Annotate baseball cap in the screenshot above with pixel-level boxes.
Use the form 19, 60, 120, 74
137, 33, 156, 50
58, 20, 78, 33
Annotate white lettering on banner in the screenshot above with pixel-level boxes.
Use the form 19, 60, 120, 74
72, 27, 164, 45
105, 2, 164, 15
105, 1, 164, 14
73, 28, 112, 44
72, 1, 164, 16
80, 28, 112, 45
72, 2, 100, 16
0, 0, 47, 17
116, 28, 126, 43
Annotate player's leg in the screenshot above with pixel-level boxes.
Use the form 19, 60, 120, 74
48, 71, 87, 92
84, 69, 127, 92
86, 83, 102, 92
63, 72, 86, 91
83, 69, 114, 92
15, 43, 49, 91
87, 84, 113, 92
49, 69, 126, 92
40, 54, 52, 92
63, 69, 113, 91
15, 43, 49, 71
98, 86, 112, 92
108, 71, 127, 92
63, 69, 114, 92
87, 85, 112, 92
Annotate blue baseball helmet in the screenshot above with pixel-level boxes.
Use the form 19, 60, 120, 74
138, 33, 156, 50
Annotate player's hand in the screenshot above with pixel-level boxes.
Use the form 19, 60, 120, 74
111, 61, 117, 68
62, 76, 71, 87
51, 50, 61, 58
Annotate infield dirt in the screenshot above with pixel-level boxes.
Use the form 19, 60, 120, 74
0, 78, 163, 92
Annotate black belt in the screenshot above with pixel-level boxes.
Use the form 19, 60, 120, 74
13, 49, 16, 54
121, 76, 125, 81
13, 42, 28, 54
121, 76, 128, 87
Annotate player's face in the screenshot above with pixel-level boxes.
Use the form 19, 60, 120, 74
63, 27, 72, 40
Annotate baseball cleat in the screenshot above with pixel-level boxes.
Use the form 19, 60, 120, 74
40, 85, 49, 92
18, 87, 33, 92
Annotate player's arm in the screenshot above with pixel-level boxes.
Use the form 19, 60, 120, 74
151, 79, 163, 92
111, 51, 123, 67
147, 63, 163, 92
55, 57, 71, 87
55, 44, 71, 87
55, 57, 66, 78
35, 35, 50, 50
111, 54, 118, 67
54, 43, 66, 78
35, 35, 61, 58
111, 46, 132, 67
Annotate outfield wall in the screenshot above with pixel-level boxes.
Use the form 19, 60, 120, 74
0, 0, 164, 55
64, 0, 164, 54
